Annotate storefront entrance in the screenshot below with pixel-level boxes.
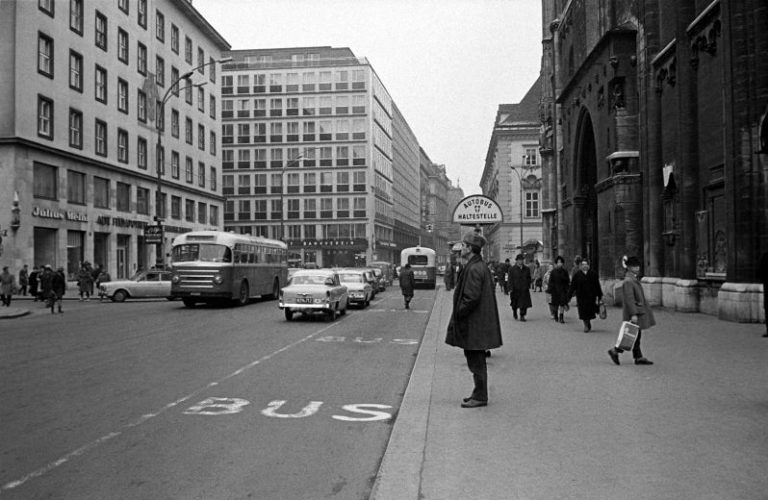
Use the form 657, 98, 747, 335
33, 227, 58, 268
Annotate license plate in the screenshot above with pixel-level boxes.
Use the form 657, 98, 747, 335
296, 297, 313, 304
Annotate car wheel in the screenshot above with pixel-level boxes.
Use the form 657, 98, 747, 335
284, 308, 293, 321
182, 298, 196, 308
237, 280, 249, 306
112, 290, 128, 302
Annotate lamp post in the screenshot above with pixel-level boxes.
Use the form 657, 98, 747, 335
510, 156, 531, 253
154, 57, 231, 269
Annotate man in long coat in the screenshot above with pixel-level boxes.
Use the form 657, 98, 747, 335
398, 263, 416, 309
445, 231, 502, 408
608, 256, 654, 365
568, 258, 603, 332
509, 254, 532, 321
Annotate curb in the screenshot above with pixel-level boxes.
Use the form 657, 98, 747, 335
0, 308, 31, 319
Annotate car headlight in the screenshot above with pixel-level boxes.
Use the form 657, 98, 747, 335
171, 274, 180, 284
213, 274, 223, 285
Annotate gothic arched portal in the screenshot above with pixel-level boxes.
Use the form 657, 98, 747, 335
573, 110, 599, 270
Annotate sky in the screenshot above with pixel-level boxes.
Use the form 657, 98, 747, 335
192, 0, 544, 195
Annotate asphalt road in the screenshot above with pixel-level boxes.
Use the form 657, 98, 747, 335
0, 287, 434, 499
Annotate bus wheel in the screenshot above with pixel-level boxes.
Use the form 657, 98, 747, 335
267, 279, 279, 300
237, 281, 249, 306
182, 298, 196, 308
284, 308, 293, 321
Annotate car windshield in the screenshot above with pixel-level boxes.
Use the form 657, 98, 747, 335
172, 243, 232, 263
291, 275, 331, 285
338, 274, 363, 283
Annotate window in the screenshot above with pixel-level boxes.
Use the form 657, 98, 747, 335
336, 146, 349, 166
38, 33, 54, 78
183, 199, 195, 222
95, 119, 107, 156
118, 78, 129, 113
171, 109, 179, 138
68, 51, 83, 92
184, 36, 192, 64
525, 191, 540, 217
337, 171, 349, 192
209, 57, 216, 83
209, 95, 216, 119
171, 196, 181, 219
95, 65, 107, 103
197, 203, 207, 224
39, 0, 54, 17
270, 98, 283, 117
137, 187, 149, 215
117, 128, 129, 162
197, 86, 205, 112
335, 96, 349, 115
118, 0, 128, 14
352, 119, 366, 139
319, 71, 331, 91
171, 151, 180, 179
210, 131, 216, 156
170, 24, 179, 53
185, 117, 193, 144
137, 89, 147, 122
352, 95, 366, 114
197, 47, 205, 74
302, 96, 315, 116
94, 177, 109, 208
137, 0, 146, 29
198, 162, 205, 187
37, 95, 53, 139
67, 170, 86, 204
286, 73, 299, 92
117, 182, 130, 212
171, 67, 179, 96
69, 0, 83, 34
155, 10, 164, 42
269, 73, 281, 92
353, 145, 366, 165
210, 166, 217, 191
117, 28, 128, 63
198, 124, 205, 150
184, 78, 192, 104
137, 136, 147, 168
68, 108, 82, 148
185, 157, 193, 183
156, 56, 165, 86
95, 11, 107, 50
524, 148, 538, 166
137, 42, 147, 75
34, 163, 58, 200
237, 174, 250, 195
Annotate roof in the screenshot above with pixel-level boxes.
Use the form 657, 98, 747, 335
495, 75, 543, 126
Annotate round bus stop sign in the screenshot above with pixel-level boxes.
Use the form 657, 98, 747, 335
452, 195, 503, 225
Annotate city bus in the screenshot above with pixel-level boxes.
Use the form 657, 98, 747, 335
170, 231, 288, 307
400, 246, 437, 289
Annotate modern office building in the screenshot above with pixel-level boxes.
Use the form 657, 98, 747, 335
220, 46, 402, 267
391, 103, 421, 256
481, 81, 543, 264
0, 0, 230, 279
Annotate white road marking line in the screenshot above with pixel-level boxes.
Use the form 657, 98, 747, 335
1, 321, 341, 492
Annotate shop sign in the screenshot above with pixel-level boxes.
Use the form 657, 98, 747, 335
96, 215, 148, 229
292, 238, 368, 249
32, 206, 88, 222
144, 225, 163, 244
452, 195, 503, 224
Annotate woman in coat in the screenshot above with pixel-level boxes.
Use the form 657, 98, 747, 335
568, 258, 603, 332
608, 256, 654, 365
508, 254, 532, 321
546, 256, 571, 323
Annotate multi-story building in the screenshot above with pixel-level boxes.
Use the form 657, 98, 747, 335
539, 0, 767, 322
221, 46, 403, 267
0, 0, 229, 279
481, 82, 543, 264
391, 103, 421, 258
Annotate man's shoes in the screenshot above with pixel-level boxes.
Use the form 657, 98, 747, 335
607, 348, 620, 365
520, 317, 526, 322
634, 357, 654, 365
460, 399, 488, 408
512, 310, 518, 320
484, 350, 491, 358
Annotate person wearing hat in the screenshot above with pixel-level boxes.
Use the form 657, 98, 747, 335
608, 256, 654, 365
445, 230, 502, 408
39, 265, 54, 307
51, 266, 67, 313
509, 253, 533, 321
398, 263, 416, 309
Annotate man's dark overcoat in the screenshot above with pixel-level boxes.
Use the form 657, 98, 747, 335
399, 267, 415, 297
445, 254, 502, 351
622, 274, 655, 330
508, 263, 532, 309
546, 267, 571, 306
568, 269, 603, 320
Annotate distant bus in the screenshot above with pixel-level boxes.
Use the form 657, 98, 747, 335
400, 246, 437, 289
170, 231, 288, 307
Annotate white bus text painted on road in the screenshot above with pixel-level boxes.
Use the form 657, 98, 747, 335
183, 398, 393, 422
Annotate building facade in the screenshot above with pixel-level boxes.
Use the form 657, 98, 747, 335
391, 102, 421, 258
0, 0, 229, 279
540, 0, 767, 322
481, 83, 544, 264
220, 46, 402, 267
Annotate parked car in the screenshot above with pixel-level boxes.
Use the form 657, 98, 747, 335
280, 269, 348, 321
369, 267, 387, 292
359, 269, 378, 298
336, 269, 374, 308
369, 261, 395, 286
99, 270, 173, 302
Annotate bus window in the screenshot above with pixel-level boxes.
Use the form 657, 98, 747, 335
408, 255, 429, 266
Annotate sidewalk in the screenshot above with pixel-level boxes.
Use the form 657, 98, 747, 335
372, 285, 768, 500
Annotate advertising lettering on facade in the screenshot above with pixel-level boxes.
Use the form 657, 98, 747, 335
451, 195, 503, 225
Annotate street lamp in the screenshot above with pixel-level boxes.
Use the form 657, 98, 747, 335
510, 156, 532, 253
154, 56, 232, 269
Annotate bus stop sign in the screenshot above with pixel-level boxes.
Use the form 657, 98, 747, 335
452, 195, 503, 225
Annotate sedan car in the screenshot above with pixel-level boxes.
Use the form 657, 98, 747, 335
279, 269, 348, 321
336, 269, 373, 308
99, 270, 173, 302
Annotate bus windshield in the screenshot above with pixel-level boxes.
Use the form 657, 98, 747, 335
172, 243, 232, 263
407, 255, 430, 266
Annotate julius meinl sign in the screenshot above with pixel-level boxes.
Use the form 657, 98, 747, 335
452, 195, 504, 225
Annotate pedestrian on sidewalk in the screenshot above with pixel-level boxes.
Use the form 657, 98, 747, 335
39, 265, 54, 307
445, 230, 502, 409
29, 266, 40, 301
1, 266, 16, 307
546, 256, 571, 323
608, 256, 654, 366
77, 263, 93, 301
532, 260, 543, 292
51, 267, 67, 313
509, 254, 532, 321
18, 264, 29, 296
759, 251, 768, 338
569, 258, 603, 332
399, 263, 416, 309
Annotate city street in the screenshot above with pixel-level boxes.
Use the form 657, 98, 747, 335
0, 288, 434, 499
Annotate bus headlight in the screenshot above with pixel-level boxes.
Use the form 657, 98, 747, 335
213, 274, 224, 285
171, 274, 180, 284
